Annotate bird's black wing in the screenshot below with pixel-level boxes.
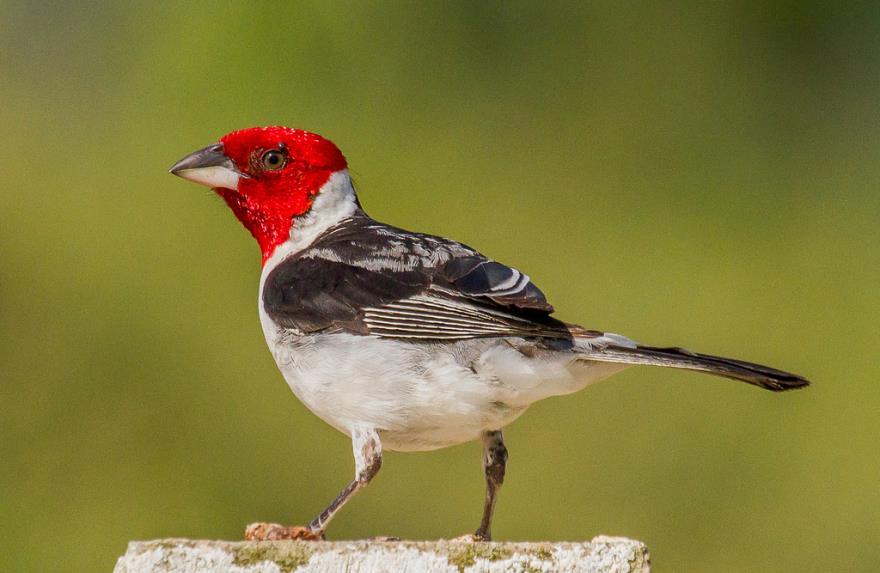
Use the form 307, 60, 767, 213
439, 256, 554, 312
262, 214, 571, 340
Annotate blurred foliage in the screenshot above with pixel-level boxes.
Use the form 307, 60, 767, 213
1, 2, 878, 571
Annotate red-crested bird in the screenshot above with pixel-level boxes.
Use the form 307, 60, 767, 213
170, 126, 809, 541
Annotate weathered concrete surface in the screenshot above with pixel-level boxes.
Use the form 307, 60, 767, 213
113, 536, 650, 573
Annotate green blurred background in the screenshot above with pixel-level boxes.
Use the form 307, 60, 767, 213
2, 2, 878, 571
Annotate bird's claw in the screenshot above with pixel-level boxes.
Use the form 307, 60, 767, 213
367, 535, 402, 541
451, 531, 491, 543
245, 522, 324, 541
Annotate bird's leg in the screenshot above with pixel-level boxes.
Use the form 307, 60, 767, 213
473, 430, 507, 541
308, 427, 382, 534
245, 427, 382, 541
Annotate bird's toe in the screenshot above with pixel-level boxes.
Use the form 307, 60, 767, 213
245, 522, 324, 541
451, 532, 491, 543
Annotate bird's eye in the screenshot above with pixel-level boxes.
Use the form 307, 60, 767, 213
260, 149, 286, 171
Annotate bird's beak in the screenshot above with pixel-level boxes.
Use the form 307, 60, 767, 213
169, 143, 246, 191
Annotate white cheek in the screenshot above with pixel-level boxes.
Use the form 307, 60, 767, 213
175, 166, 241, 191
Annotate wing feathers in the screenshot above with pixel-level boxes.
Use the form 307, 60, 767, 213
262, 213, 565, 339
362, 291, 568, 340
442, 257, 554, 312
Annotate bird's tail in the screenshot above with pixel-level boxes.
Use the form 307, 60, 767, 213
580, 343, 810, 392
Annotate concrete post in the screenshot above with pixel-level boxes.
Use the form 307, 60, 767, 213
114, 536, 650, 572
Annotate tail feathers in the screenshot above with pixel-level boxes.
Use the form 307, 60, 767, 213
586, 344, 810, 392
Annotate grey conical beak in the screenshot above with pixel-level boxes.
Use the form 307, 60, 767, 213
169, 143, 245, 190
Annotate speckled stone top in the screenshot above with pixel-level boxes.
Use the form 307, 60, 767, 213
113, 536, 651, 573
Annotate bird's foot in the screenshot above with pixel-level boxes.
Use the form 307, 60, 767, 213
451, 531, 491, 543
245, 522, 324, 541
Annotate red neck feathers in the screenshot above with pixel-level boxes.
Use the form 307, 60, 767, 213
214, 170, 330, 264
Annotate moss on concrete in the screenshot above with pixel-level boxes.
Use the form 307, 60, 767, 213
231, 541, 317, 572
445, 542, 513, 570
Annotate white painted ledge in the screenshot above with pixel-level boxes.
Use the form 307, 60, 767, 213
113, 536, 650, 573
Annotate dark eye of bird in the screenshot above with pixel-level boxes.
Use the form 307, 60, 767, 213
260, 149, 286, 171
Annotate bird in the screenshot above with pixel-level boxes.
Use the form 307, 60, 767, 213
169, 126, 809, 542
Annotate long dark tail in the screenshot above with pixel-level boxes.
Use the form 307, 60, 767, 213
585, 344, 810, 392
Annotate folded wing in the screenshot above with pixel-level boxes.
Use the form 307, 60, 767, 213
262, 218, 569, 340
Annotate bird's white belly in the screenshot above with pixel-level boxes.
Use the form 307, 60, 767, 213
264, 331, 519, 450
262, 326, 628, 451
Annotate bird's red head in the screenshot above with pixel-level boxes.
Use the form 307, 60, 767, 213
170, 126, 348, 263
